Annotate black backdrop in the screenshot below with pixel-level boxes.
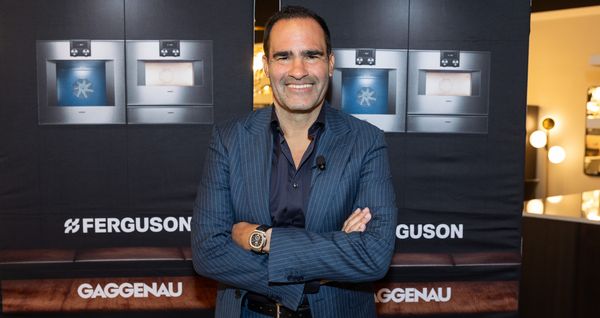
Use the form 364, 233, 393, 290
0, 0, 529, 317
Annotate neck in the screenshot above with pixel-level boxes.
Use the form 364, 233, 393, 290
274, 104, 323, 137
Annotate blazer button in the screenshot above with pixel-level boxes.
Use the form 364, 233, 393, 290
235, 289, 241, 299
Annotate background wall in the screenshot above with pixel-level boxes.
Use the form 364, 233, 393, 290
528, 6, 600, 197
0, 0, 528, 316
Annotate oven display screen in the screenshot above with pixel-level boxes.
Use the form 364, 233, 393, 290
144, 62, 194, 86
56, 61, 108, 106
425, 71, 472, 96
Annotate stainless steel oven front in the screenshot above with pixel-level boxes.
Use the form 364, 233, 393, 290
126, 40, 213, 124
37, 40, 126, 125
331, 49, 407, 133
407, 50, 490, 134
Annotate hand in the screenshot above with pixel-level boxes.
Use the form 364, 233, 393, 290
341, 207, 371, 233
232, 221, 257, 251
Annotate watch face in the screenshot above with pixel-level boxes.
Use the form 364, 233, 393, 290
250, 232, 264, 249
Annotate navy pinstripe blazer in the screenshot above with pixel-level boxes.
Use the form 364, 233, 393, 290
192, 105, 397, 318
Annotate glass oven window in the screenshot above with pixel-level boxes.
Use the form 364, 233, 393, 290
341, 68, 391, 115
56, 61, 108, 106
144, 62, 194, 87
424, 71, 472, 97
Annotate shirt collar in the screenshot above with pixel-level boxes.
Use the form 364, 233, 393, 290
270, 104, 326, 137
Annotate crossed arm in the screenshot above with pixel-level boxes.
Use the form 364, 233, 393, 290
191, 126, 396, 309
231, 207, 372, 253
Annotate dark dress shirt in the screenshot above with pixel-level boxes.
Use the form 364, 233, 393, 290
269, 106, 325, 228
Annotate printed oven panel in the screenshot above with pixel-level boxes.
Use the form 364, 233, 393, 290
126, 40, 213, 124
36, 40, 126, 125
332, 49, 407, 133
407, 50, 490, 134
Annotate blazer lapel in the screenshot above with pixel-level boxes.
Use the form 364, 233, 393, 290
240, 108, 273, 226
305, 106, 354, 231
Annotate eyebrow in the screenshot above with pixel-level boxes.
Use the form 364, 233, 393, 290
303, 50, 324, 57
271, 50, 325, 59
272, 51, 291, 59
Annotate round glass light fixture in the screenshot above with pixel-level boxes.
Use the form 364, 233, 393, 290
253, 51, 264, 72
548, 146, 566, 164
546, 195, 563, 204
586, 211, 600, 221
526, 199, 544, 214
529, 130, 547, 148
591, 86, 600, 102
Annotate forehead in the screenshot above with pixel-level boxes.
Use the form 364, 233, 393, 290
268, 18, 327, 53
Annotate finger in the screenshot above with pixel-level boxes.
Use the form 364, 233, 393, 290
343, 209, 365, 231
363, 211, 372, 223
349, 210, 372, 232
346, 216, 369, 233
344, 209, 369, 232
342, 208, 362, 229
350, 216, 369, 232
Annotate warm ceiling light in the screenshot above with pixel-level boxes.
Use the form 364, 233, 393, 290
526, 199, 544, 214
591, 86, 600, 102
529, 130, 547, 148
586, 211, 600, 221
253, 51, 265, 72
548, 146, 566, 164
546, 195, 563, 204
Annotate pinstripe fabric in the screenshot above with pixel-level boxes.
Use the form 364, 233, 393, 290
192, 105, 397, 318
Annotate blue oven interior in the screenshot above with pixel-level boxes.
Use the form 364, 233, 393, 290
340, 68, 395, 115
55, 61, 108, 107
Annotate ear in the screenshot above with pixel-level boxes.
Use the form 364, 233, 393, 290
262, 54, 270, 77
328, 53, 335, 77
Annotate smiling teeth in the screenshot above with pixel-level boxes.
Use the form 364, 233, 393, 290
288, 84, 312, 88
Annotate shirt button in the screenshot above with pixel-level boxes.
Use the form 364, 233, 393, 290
292, 183, 298, 189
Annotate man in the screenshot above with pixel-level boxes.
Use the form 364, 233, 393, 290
192, 6, 396, 318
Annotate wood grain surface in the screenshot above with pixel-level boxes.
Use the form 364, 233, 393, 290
0, 249, 76, 264
375, 281, 519, 315
74, 247, 184, 262
391, 252, 521, 266
2, 276, 217, 313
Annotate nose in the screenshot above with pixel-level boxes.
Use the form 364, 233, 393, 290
288, 56, 308, 80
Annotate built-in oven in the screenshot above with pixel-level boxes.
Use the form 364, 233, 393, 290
36, 40, 126, 125
126, 40, 213, 124
407, 50, 490, 134
331, 49, 407, 132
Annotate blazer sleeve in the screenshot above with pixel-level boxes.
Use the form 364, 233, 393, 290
191, 125, 304, 310
267, 131, 397, 283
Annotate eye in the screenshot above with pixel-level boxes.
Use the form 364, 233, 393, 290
273, 54, 290, 63
304, 53, 324, 63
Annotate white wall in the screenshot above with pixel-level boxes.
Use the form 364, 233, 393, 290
528, 6, 600, 197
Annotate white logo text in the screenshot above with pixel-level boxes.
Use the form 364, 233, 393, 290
77, 282, 183, 299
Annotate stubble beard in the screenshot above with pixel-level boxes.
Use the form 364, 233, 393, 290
272, 78, 329, 114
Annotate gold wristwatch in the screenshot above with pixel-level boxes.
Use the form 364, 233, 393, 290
249, 224, 270, 253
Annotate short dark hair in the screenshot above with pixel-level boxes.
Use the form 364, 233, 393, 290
263, 5, 332, 58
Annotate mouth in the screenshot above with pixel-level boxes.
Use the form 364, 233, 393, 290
286, 83, 314, 89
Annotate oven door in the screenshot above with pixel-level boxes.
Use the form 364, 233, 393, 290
126, 40, 213, 124
407, 50, 490, 116
332, 49, 407, 132
37, 40, 125, 125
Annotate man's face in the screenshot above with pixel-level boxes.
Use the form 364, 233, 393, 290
263, 18, 334, 114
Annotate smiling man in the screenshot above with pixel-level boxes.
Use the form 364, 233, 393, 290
192, 6, 397, 318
